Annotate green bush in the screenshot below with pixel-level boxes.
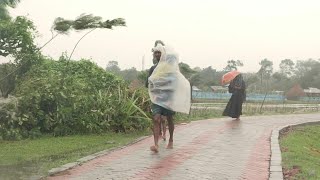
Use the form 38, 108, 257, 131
0, 57, 151, 140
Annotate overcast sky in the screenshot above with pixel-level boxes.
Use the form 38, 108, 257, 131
2, 0, 320, 72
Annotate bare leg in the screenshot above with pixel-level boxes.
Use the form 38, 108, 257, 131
150, 114, 161, 153
159, 119, 162, 139
161, 116, 167, 141
166, 115, 174, 149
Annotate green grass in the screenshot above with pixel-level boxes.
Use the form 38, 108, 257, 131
280, 125, 320, 180
192, 101, 320, 116
175, 108, 223, 124
0, 131, 150, 179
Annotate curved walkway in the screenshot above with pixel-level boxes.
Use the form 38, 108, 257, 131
48, 113, 320, 180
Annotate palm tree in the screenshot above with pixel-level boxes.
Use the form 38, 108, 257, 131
0, 0, 21, 20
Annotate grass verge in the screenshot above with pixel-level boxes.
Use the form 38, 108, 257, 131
0, 131, 149, 179
279, 125, 320, 180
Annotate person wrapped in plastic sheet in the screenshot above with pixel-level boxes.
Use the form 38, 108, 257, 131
147, 44, 191, 152
145, 40, 168, 141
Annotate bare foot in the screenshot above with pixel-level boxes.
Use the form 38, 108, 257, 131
235, 118, 240, 121
150, 145, 159, 153
166, 141, 173, 149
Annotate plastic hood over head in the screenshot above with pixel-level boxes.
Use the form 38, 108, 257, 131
148, 44, 191, 114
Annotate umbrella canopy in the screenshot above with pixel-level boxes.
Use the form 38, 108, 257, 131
221, 70, 241, 85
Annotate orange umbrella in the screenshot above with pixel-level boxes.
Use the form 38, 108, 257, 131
221, 70, 241, 85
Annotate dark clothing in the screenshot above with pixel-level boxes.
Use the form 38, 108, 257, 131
151, 103, 175, 116
223, 75, 246, 118
145, 64, 157, 88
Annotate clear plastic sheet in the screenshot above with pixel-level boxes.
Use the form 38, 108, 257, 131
148, 45, 191, 114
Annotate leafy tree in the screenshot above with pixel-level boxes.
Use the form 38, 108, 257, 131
189, 73, 201, 87
0, 16, 37, 58
272, 72, 284, 81
244, 73, 260, 92
256, 59, 273, 111
258, 59, 273, 78
0, 16, 40, 97
179, 62, 196, 79
294, 59, 320, 88
120, 67, 139, 82
0, 16, 40, 76
194, 66, 219, 89
279, 59, 295, 78
106, 60, 121, 75
0, 0, 20, 20
257, 58, 273, 89
294, 59, 317, 78
270, 72, 293, 91
223, 60, 243, 71
0, 0, 33, 98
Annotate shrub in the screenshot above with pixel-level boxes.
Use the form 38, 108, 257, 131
0, 58, 151, 140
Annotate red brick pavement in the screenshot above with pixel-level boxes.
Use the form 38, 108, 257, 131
48, 113, 320, 180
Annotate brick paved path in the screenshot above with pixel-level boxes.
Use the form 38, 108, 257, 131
49, 113, 320, 180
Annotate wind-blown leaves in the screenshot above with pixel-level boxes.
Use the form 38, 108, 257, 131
73, 14, 102, 30
0, 0, 21, 20
0, 0, 20, 7
52, 17, 73, 34
52, 14, 126, 34
101, 18, 126, 29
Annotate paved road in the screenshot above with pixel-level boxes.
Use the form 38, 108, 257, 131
48, 113, 320, 180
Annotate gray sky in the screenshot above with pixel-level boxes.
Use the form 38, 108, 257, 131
2, 0, 320, 72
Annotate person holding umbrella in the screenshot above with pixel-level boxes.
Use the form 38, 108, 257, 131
221, 71, 246, 120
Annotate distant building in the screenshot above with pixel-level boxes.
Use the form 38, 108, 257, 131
210, 86, 228, 93
272, 91, 284, 95
192, 86, 201, 91
303, 87, 320, 97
